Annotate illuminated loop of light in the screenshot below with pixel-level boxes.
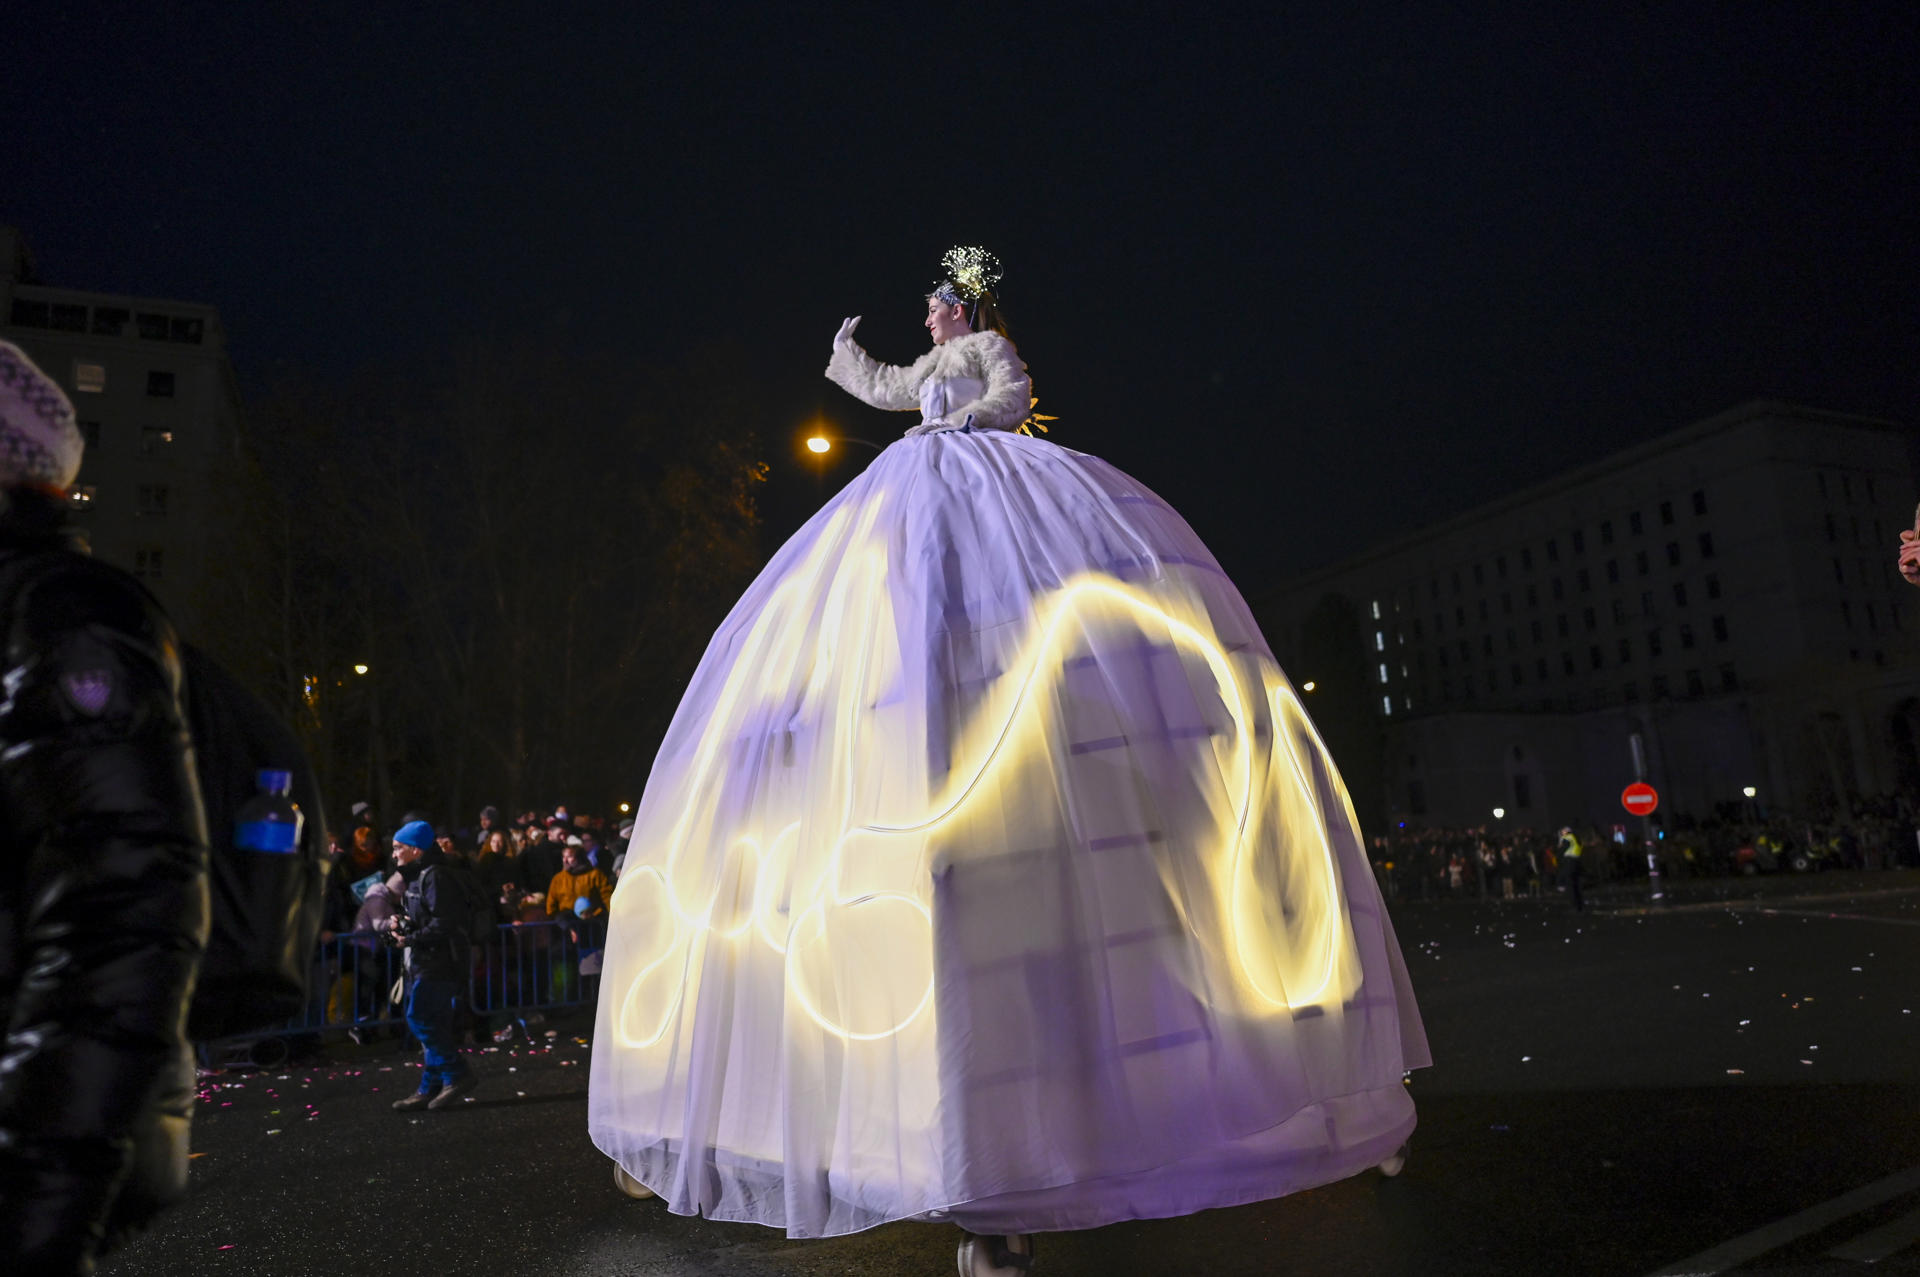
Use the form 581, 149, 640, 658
613, 500, 1362, 1049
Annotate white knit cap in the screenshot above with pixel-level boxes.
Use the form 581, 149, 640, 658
0, 341, 84, 490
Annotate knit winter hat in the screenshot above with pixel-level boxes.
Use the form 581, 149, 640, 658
393, 820, 436, 850
0, 341, 84, 491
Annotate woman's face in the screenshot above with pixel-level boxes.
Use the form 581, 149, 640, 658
925, 297, 971, 345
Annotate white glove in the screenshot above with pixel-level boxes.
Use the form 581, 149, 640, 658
832, 316, 862, 354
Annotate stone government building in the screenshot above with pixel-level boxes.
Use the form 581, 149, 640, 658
1254, 401, 1919, 831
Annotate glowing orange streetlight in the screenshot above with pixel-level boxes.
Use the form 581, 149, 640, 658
806, 435, 830, 454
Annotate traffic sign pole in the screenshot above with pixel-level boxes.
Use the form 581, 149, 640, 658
1626, 736, 1663, 903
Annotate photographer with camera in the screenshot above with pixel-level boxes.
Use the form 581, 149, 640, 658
384, 821, 481, 1111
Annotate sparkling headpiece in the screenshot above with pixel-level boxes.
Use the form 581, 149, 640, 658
928, 245, 1002, 306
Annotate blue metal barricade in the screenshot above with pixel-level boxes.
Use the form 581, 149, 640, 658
199, 920, 592, 1067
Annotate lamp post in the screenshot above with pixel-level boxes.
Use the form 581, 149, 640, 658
805, 433, 884, 455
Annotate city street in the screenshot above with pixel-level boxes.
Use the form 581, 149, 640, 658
102, 871, 1920, 1277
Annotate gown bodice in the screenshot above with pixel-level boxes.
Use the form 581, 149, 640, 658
920, 376, 986, 425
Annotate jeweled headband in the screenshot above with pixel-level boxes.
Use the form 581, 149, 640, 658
927, 245, 1003, 317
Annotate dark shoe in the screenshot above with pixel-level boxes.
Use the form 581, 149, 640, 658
392, 1090, 434, 1112
427, 1073, 480, 1110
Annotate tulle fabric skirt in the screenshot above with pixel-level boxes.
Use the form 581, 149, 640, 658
588, 428, 1429, 1238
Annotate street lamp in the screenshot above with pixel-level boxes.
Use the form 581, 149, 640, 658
1301, 680, 1317, 692
353, 663, 370, 676
1742, 786, 1756, 799
1492, 807, 1506, 820
804, 432, 883, 455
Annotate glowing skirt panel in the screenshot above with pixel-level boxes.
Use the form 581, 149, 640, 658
589, 429, 1428, 1238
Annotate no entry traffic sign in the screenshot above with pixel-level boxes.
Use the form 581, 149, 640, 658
1621, 782, 1659, 816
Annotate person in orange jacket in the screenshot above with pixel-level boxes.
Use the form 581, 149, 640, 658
547, 839, 614, 947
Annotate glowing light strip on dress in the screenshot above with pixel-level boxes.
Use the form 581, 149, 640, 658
610, 501, 1362, 1049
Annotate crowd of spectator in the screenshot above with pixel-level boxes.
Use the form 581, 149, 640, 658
314, 802, 630, 1046
1371, 795, 1920, 902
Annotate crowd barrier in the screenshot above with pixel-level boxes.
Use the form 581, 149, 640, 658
199, 920, 594, 1069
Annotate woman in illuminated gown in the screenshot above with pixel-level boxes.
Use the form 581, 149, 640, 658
589, 249, 1429, 1268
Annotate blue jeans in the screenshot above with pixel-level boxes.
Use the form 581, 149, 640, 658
404, 975, 470, 1092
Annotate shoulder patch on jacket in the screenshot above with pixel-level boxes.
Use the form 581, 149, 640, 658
60, 669, 115, 716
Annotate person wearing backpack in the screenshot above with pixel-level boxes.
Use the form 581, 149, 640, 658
385, 821, 482, 1111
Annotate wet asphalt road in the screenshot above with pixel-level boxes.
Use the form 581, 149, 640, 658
99, 870, 1920, 1277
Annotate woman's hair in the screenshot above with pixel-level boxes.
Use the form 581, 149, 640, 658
929, 290, 1011, 339
969, 294, 1011, 338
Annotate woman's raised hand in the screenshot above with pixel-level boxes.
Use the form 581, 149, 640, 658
832, 316, 862, 353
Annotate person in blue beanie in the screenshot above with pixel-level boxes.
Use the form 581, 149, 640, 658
385, 820, 480, 1111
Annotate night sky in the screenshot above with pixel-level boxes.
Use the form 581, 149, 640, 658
8, 4, 1917, 588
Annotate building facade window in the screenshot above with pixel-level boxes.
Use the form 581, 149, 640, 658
78, 420, 101, 448
1706, 574, 1721, 600
1629, 511, 1644, 535
1692, 489, 1708, 515
1679, 623, 1695, 649
1666, 541, 1682, 566
135, 484, 169, 517
1660, 500, 1674, 526
1698, 531, 1715, 558
133, 548, 165, 580
140, 426, 175, 453
146, 370, 175, 397
68, 485, 97, 511
1648, 628, 1663, 656
1711, 615, 1728, 642
74, 361, 105, 393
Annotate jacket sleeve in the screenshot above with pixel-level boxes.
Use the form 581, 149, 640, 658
0, 560, 209, 1270
825, 342, 932, 412
942, 333, 1033, 432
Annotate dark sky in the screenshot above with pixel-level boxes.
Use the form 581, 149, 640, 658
7, 3, 1917, 588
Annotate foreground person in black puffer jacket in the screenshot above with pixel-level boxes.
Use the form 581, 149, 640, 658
0, 341, 209, 1275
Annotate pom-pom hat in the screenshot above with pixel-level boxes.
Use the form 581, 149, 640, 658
0, 341, 84, 491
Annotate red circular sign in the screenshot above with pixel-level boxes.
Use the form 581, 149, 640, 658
1621, 782, 1659, 815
